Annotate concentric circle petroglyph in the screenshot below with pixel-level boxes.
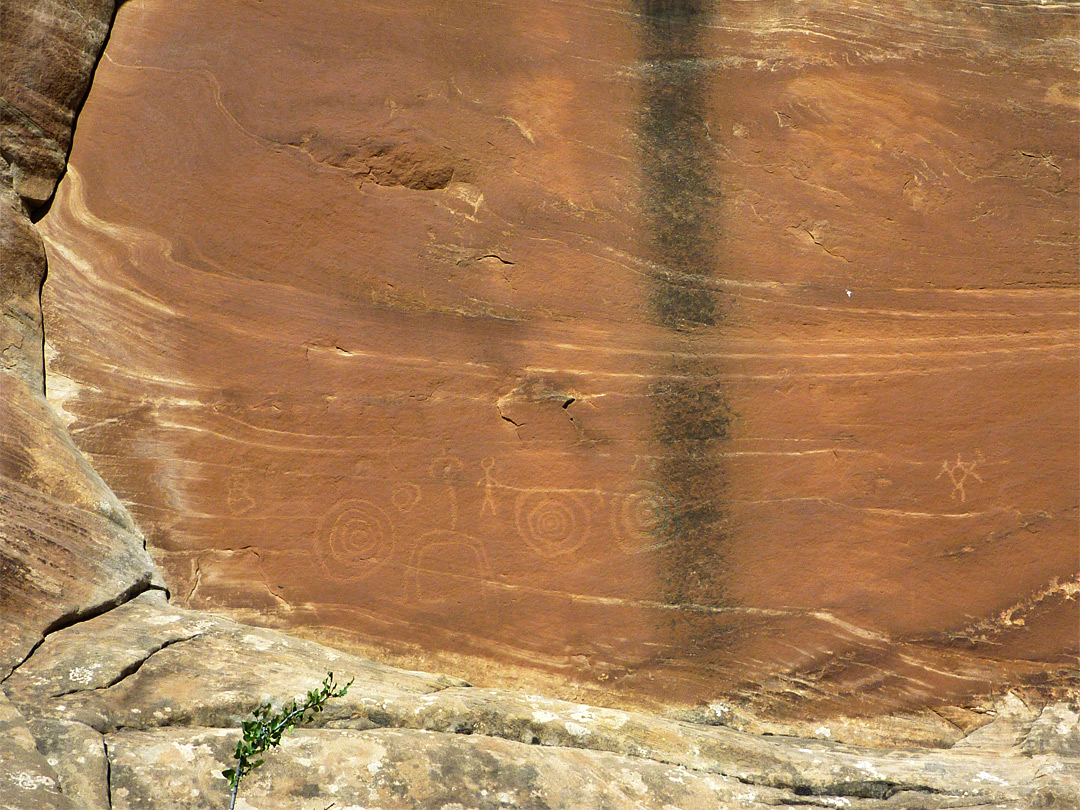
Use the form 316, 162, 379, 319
612, 484, 670, 552
316, 499, 394, 580
514, 491, 590, 558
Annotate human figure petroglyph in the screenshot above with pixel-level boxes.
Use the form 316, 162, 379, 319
936, 452, 984, 503
477, 456, 499, 516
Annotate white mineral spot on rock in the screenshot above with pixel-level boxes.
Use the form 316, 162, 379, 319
708, 701, 731, 717
68, 665, 95, 684
975, 771, 1008, 785
496, 792, 513, 804
565, 721, 590, 738
145, 613, 183, 625
172, 742, 198, 763
242, 633, 273, 651
531, 710, 559, 724
619, 769, 648, 795
820, 798, 852, 808
10, 772, 56, 790
855, 760, 884, 779
570, 708, 595, 723
814, 725, 832, 738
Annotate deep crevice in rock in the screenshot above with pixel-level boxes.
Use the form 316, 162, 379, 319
52, 633, 203, 699
2, 579, 164, 684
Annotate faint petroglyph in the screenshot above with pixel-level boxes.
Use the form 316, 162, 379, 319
936, 452, 984, 502
515, 490, 591, 558
315, 499, 395, 580
391, 482, 422, 513
409, 530, 491, 608
429, 451, 464, 528
226, 473, 255, 514
477, 457, 499, 516
429, 451, 464, 482
611, 483, 671, 553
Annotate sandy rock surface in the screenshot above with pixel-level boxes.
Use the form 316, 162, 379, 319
2, 1, 1078, 808
36, 0, 1079, 714
4, 589, 1077, 809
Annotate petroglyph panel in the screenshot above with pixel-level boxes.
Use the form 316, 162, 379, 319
40, 0, 1079, 714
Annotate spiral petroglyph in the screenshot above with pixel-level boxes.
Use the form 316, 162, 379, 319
316, 499, 394, 580
514, 490, 590, 558
391, 482, 422, 513
612, 484, 670, 552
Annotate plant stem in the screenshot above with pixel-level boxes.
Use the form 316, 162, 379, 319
229, 777, 240, 810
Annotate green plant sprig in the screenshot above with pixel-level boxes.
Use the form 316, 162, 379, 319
223, 671, 353, 810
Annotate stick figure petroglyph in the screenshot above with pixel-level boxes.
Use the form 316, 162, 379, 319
936, 452, 984, 503
477, 457, 499, 516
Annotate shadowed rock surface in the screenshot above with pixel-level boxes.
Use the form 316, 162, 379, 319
1, 0, 1078, 808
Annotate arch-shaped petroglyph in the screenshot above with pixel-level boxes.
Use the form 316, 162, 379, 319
226, 473, 255, 514
315, 498, 395, 580
409, 530, 492, 608
612, 483, 671, 553
514, 490, 591, 558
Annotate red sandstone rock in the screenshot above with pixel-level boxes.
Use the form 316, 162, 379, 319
38, 0, 1079, 716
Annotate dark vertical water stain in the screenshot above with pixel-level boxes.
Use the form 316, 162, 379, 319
637, 0, 731, 613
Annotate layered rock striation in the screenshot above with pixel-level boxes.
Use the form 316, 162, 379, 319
36, 0, 1080, 714
1, 0, 1078, 808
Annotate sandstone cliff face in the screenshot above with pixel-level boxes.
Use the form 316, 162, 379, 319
35, 0, 1079, 715
1, 1, 1079, 808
